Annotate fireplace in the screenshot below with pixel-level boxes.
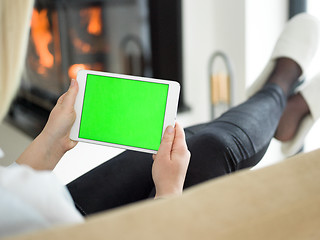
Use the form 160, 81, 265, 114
9, 0, 185, 138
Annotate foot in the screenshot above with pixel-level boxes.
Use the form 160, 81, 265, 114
279, 72, 320, 156
247, 13, 320, 97
266, 57, 302, 96
275, 93, 310, 142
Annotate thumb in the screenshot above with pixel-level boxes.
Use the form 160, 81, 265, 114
156, 125, 175, 160
59, 79, 79, 108
171, 122, 187, 150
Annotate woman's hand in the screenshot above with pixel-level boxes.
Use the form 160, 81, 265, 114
41, 79, 79, 155
16, 79, 79, 170
152, 122, 190, 199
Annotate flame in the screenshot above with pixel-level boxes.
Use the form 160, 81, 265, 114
68, 64, 90, 80
87, 7, 102, 36
80, 7, 102, 36
73, 36, 91, 53
72, 6, 104, 53
31, 9, 54, 71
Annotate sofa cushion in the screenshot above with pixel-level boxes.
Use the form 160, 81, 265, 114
7, 149, 320, 240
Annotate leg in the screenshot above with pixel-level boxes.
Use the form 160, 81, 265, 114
183, 58, 301, 188
275, 72, 320, 156
184, 84, 285, 187
67, 150, 154, 215
275, 93, 310, 141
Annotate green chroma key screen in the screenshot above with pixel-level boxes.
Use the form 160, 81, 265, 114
79, 74, 169, 151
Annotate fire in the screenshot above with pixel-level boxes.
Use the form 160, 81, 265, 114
87, 7, 102, 36
68, 64, 90, 80
30, 6, 104, 80
31, 8, 54, 73
81, 7, 102, 36
73, 36, 91, 53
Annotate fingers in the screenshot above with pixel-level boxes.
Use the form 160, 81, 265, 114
156, 125, 175, 160
173, 122, 186, 142
57, 79, 78, 108
172, 122, 188, 149
62, 79, 79, 108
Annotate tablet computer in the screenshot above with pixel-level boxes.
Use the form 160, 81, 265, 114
70, 70, 180, 154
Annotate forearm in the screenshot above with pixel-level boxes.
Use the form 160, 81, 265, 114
154, 187, 183, 199
16, 79, 79, 171
16, 132, 65, 171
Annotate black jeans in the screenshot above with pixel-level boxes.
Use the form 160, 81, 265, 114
67, 84, 286, 215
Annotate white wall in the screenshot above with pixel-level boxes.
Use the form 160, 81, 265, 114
211, 0, 246, 104
181, 0, 216, 125
245, 0, 288, 88
181, 0, 246, 126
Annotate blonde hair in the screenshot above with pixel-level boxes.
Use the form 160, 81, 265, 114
0, 0, 34, 121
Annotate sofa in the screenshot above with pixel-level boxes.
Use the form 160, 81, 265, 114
4, 148, 320, 240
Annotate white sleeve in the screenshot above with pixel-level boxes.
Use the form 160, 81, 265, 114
0, 164, 84, 238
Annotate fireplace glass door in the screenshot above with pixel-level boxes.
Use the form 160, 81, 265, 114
21, 0, 152, 110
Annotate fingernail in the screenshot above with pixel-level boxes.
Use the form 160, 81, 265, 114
166, 126, 174, 134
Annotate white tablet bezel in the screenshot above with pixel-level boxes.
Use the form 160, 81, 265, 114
70, 70, 180, 154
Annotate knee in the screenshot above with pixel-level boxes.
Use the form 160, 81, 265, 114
186, 131, 231, 165
190, 130, 230, 150
184, 131, 235, 188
